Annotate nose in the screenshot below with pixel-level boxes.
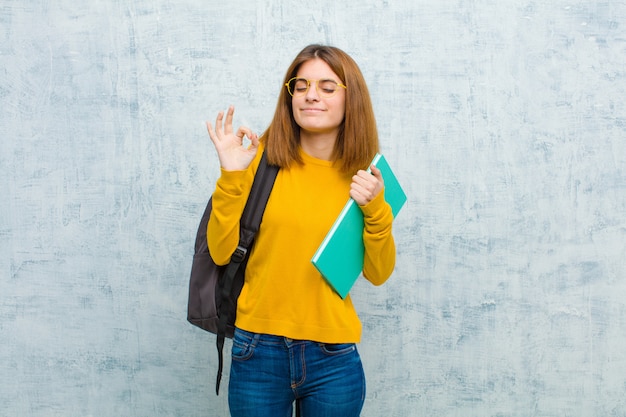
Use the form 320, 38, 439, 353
304, 80, 320, 101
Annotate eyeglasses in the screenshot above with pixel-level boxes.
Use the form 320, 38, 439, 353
285, 77, 347, 98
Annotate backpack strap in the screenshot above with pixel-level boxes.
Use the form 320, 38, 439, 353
215, 150, 279, 395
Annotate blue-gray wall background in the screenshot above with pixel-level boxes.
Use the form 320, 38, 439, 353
2, 1, 625, 416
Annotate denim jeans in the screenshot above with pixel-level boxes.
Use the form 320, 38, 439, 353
228, 328, 366, 417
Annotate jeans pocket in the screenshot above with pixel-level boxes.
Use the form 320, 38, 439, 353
319, 343, 356, 356
231, 334, 256, 361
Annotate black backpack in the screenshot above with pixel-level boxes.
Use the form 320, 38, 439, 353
187, 150, 279, 394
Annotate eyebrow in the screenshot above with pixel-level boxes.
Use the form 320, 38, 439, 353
295, 77, 340, 82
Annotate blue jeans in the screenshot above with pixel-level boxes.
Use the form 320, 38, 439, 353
228, 328, 366, 417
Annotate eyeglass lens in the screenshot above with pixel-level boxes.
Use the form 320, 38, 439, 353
288, 78, 341, 97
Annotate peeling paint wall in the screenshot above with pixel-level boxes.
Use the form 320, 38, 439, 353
1, 1, 625, 416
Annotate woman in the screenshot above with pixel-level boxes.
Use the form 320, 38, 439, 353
206, 44, 396, 417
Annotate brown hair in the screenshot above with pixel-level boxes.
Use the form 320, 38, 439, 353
262, 44, 379, 174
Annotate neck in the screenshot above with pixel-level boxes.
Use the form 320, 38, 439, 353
300, 131, 337, 161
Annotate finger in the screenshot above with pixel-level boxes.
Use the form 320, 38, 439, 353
349, 187, 367, 206
249, 133, 260, 148
352, 170, 374, 187
214, 111, 225, 135
224, 105, 235, 134
248, 133, 260, 151
351, 181, 371, 200
354, 176, 379, 200
237, 126, 254, 140
205, 121, 218, 144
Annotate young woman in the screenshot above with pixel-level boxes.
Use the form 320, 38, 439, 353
206, 44, 396, 417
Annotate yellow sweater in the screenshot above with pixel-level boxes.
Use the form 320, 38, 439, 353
208, 148, 396, 343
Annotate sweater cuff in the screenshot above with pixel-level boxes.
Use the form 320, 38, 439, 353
214, 168, 248, 197
360, 190, 392, 221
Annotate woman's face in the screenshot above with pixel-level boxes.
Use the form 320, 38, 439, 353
291, 58, 346, 139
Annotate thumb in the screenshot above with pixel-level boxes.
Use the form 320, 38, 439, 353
370, 164, 383, 181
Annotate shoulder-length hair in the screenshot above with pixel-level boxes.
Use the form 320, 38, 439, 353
262, 44, 379, 174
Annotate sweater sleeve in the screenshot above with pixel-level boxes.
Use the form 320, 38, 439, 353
359, 189, 396, 286
207, 159, 260, 265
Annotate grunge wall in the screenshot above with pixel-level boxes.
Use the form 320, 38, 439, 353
1, 1, 625, 416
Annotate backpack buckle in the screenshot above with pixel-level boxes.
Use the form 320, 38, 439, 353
231, 246, 247, 263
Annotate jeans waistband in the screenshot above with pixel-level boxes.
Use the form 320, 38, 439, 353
234, 327, 309, 346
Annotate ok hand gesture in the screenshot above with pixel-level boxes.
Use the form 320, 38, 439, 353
206, 105, 260, 171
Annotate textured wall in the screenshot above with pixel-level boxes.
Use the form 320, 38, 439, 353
1, 1, 625, 416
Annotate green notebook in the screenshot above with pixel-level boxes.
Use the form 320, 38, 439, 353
311, 154, 407, 299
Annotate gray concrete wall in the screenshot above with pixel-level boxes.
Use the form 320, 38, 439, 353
2, 1, 625, 416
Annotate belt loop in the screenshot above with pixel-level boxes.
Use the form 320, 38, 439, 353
250, 332, 261, 348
